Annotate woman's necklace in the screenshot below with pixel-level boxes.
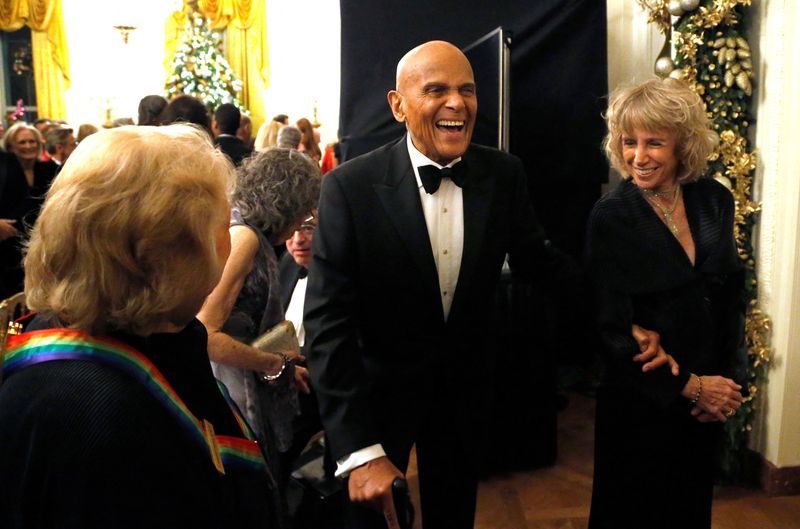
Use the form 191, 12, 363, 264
642, 185, 681, 236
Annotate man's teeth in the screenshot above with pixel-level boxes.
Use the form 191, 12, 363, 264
437, 120, 464, 127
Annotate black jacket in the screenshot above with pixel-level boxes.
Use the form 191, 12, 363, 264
303, 136, 569, 462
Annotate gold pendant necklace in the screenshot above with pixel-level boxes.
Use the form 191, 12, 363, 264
643, 185, 681, 236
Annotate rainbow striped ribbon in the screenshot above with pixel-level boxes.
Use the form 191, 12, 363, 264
3, 328, 268, 477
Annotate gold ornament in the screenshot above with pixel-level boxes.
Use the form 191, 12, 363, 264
737, 37, 750, 50
725, 70, 735, 87
735, 71, 752, 95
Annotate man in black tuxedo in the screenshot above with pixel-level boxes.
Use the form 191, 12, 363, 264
212, 103, 253, 166
304, 41, 664, 529
278, 215, 328, 476
305, 40, 557, 529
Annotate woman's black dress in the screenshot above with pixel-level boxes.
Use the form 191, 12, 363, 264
586, 178, 746, 529
0, 153, 57, 297
0, 318, 275, 528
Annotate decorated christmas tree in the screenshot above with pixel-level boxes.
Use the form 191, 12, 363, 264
164, 10, 243, 109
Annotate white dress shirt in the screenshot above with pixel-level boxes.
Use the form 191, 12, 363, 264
335, 135, 465, 477
285, 276, 307, 347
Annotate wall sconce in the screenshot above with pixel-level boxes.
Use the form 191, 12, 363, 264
113, 25, 137, 45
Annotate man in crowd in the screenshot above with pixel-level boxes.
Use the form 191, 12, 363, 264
277, 125, 302, 150
212, 103, 252, 166
44, 126, 77, 169
237, 114, 255, 150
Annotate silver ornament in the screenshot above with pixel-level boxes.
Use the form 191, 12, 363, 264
715, 175, 733, 190
655, 56, 675, 78
680, 0, 700, 11
668, 0, 684, 16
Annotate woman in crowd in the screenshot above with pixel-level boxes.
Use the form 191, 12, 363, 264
138, 94, 168, 126
586, 78, 747, 529
0, 123, 57, 298
254, 114, 289, 152
197, 148, 320, 519
296, 117, 321, 163
0, 124, 277, 527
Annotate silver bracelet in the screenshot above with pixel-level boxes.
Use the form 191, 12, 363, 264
259, 353, 289, 382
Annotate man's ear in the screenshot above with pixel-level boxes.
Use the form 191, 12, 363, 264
387, 90, 405, 123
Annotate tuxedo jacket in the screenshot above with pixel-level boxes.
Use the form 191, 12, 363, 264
214, 135, 253, 167
303, 136, 568, 462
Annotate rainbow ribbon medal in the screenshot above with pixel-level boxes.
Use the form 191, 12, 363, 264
4, 328, 268, 476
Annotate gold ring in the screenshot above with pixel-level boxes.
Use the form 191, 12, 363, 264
726, 409, 735, 417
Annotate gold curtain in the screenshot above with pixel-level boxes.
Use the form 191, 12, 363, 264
165, 0, 269, 132
0, 0, 70, 120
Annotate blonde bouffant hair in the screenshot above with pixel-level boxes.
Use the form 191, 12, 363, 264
24, 124, 234, 335
604, 78, 718, 183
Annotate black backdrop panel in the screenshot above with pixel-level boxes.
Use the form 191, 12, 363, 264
338, 0, 608, 472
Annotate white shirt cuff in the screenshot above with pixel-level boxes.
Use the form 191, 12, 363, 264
335, 443, 386, 478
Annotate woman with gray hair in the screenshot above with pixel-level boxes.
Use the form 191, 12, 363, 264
586, 78, 746, 529
198, 148, 320, 520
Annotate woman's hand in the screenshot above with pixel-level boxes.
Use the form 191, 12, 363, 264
682, 374, 743, 422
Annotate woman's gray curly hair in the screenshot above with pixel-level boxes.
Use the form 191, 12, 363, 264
232, 148, 321, 238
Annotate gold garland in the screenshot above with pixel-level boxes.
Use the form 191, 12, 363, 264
635, 0, 671, 34
638, 0, 771, 479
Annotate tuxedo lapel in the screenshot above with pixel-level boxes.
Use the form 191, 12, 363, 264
450, 149, 494, 321
278, 252, 302, 310
373, 138, 441, 299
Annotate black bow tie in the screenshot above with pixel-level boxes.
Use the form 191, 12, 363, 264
418, 162, 466, 194
298, 267, 308, 279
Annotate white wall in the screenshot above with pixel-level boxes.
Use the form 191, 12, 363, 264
749, 0, 800, 468
62, 0, 179, 127
60, 0, 341, 146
